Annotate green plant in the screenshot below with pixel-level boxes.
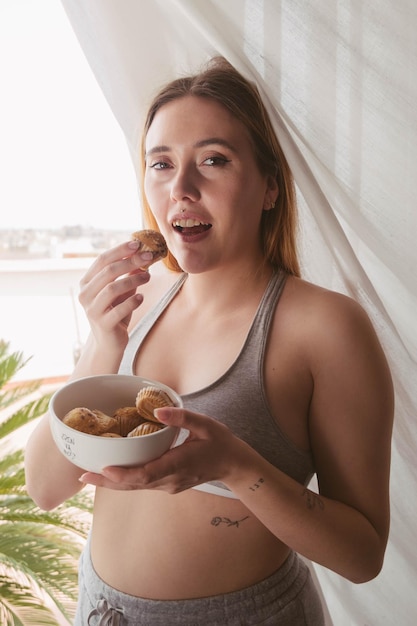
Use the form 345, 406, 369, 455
0, 340, 92, 625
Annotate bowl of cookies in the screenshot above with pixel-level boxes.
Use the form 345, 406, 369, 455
49, 375, 182, 473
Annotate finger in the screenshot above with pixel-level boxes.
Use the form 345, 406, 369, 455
86, 271, 149, 317
154, 407, 218, 438
79, 467, 148, 491
111, 286, 139, 308
108, 293, 144, 327
81, 241, 140, 283
102, 453, 200, 494
80, 244, 153, 297
80, 257, 150, 306
79, 464, 177, 493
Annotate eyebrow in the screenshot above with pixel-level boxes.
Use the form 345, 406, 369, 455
145, 137, 238, 159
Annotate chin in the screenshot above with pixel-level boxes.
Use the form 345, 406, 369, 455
176, 256, 215, 275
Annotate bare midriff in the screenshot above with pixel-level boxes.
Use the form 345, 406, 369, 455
90, 486, 290, 600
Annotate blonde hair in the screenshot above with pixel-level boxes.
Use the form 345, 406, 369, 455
139, 57, 300, 277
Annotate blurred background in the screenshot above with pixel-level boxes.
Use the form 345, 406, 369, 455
0, 0, 141, 380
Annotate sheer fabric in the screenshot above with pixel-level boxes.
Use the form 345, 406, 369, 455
60, 1, 417, 624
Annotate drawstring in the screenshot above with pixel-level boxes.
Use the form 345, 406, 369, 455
88, 598, 124, 625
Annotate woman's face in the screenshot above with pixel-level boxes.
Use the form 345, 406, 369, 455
144, 95, 277, 274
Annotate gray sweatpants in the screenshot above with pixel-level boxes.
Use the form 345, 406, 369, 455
75, 536, 324, 625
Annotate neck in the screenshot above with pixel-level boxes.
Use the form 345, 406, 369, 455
180, 261, 274, 315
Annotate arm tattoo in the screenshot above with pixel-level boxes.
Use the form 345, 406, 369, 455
302, 488, 324, 511
211, 516, 249, 528
249, 477, 265, 492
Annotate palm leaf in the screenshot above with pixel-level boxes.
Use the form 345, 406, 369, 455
0, 341, 30, 385
1, 495, 91, 538
0, 573, 73, 625
0, 341, 93, 625
0, 396, 51, 441
0, 381, 44, 414
0, 340, 46, 412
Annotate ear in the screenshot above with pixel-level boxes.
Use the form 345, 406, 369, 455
263, 175, 279, 211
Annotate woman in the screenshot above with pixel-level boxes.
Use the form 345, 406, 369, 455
25, 57, 394, 625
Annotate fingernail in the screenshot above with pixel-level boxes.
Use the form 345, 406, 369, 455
139, 251, 154, 261
128, 240, 140, 250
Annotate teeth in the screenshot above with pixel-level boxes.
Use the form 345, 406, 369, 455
172, 219, 209, 228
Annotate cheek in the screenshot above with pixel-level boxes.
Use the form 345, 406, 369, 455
143, 174, 154, 202
144, 176, 164, 214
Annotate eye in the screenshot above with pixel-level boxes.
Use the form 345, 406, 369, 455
148, 160, 171, 170
202, 156, 231, 167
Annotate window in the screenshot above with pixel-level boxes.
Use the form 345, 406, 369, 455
0, 0, 140, 380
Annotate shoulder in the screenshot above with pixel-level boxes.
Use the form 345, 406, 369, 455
278, 275, 377, 350
273, 275, 393, 398
281, 275, 363, 319
280, 274, 394, 447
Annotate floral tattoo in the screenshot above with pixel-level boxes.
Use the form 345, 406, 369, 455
211, 516, 249, 528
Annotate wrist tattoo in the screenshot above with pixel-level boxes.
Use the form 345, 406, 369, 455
211, 515, 249, 528
249, 477, 265, 492
302, 488, 324, 511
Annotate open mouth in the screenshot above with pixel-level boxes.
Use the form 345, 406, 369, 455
172, 218, 212, 236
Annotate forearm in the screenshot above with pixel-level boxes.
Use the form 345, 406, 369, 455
25, 414, 85, 510
226, 443, 386, 583
69, 332, 125, 380
24, 339, 121, 510
25, 332, 127, 508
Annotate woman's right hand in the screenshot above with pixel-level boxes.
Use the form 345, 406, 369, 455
78, 240, 153, 356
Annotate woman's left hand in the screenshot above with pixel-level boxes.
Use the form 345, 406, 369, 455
79, 408, 247, 492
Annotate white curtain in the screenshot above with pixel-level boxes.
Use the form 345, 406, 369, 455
59, 2, 417, 624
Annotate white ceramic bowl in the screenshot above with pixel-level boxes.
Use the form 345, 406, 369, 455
49, 374, 181, 473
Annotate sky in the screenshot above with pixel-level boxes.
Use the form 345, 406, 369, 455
0, 0, 140, 231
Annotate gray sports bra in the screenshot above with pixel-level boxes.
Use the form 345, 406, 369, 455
119, 271, 314, 498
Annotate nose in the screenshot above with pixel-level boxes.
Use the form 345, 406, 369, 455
170, 164, 200, 204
